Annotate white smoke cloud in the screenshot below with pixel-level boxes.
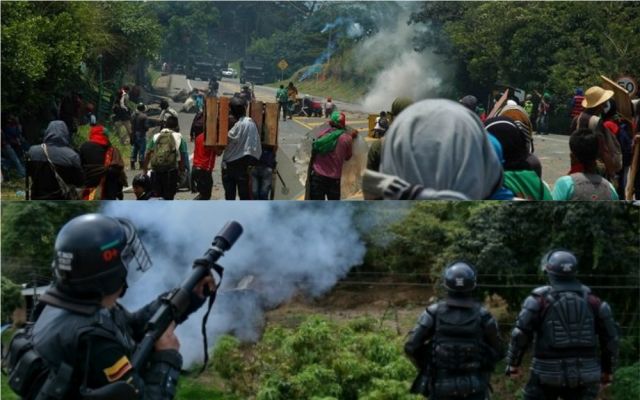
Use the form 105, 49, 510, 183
102, 202, 366, 367
357, 8, 446, 112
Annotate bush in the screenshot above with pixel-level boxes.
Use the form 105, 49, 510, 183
613, 362, 640, 400
1, 277, 23, 323
222, 314, 417, 400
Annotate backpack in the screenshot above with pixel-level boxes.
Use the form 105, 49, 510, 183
576, 114, 623, 175
151, 131, 178, 172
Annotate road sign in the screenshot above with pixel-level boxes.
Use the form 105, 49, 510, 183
616, 76, 638, 98
277, 59, 288, 71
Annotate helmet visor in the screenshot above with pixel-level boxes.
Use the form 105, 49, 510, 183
117, 218, 152, 286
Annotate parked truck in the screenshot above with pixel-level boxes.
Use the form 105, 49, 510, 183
240, 56, 267, 85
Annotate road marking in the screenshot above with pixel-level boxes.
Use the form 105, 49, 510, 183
186, 79, 193, 91
292, 118, 314, 130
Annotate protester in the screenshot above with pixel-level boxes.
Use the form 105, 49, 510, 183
485, 117, 552, 200
190, 109, 204, 143
308, 111, 355, 200
374, 99, 504, 200
132, 173, 153, 200
459, 95, 478, 111
159, 99, 179, 130
276, 84, 289, 121
498, 104, 542, 177
287, 81, 298, 120
112, 86, 132, 145
523, 94, 534, 116
1, 129, 26, 179
78, 125, 127, 200
367, 97, 413, 174
222, 96, 262, 200
84, 103, 97, 126
569, 87, 585, 127
372, 111, 389, 138
552, 128, 618, 200
191, 130, 216, 200
536, 92, 551, 135
251, 147, 276, 200
2, 114, 29, 158
569, 86, 622, 179
602, 99, 633, 199
143, 115, 187, 200
26, 121, 84, 199
324, 97, 335, 118
131, 103, 150, 170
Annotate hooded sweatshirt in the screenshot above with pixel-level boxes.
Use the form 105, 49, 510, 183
27, 121, 84, 199
380, 99, 504, 200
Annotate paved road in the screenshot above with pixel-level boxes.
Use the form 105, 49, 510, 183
123, 74, 571, 199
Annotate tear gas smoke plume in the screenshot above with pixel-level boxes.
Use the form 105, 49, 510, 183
103, 202, 366, 366
358, 8, 446, 112
301, 17, 364, 81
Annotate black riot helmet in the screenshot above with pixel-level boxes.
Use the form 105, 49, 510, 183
442, 261, 477, 293
52, 214, 151, 298
542, 249, 578, 277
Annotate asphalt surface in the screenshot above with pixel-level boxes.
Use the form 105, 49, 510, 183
123, 74, 571, 199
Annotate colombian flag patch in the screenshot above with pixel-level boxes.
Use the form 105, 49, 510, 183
103, 355, 133, 382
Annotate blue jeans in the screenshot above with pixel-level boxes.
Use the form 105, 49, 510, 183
132, 133, 146, 163
251, 166, 273, 200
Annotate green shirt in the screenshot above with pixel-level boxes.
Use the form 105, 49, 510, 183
503, 170, 552, 200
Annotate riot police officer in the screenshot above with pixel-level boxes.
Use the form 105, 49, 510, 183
4, 214, 214, 399
506, 249, 620, 400
404, 261, 503, 399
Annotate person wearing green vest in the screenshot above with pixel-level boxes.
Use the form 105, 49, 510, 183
308, 111, 355, 200
275, 84, 288, 121
485, 117, 552, 200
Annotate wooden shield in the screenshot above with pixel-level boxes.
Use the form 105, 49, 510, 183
601, 75, 633, 121
488, 89, 509, 118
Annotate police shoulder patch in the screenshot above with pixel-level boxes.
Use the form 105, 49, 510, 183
103, 355, 133, 382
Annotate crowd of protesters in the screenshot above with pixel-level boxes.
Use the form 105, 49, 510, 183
364, 85, 638, 201
7, 79, 639, 201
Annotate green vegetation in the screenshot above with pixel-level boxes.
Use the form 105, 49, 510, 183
1, 202, 99, 284
1, 2, 161, 119
363, 202, 639, 317
613, 362, 640, 400
411, 2, 640, 99
210, 315, 421, 400
1, 277, 23, 323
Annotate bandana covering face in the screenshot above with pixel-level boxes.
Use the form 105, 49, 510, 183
380, 99, 503, 199
312, 111, 346, 154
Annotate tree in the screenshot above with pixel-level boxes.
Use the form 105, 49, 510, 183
1, 277, 24, 323
1, 202, 99, 284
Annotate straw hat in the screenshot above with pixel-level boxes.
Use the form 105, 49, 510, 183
582, 86, 614, 109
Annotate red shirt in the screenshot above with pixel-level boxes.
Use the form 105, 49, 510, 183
192, 133, 216, 171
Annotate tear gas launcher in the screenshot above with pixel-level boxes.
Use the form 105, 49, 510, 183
131, 220, 244, 369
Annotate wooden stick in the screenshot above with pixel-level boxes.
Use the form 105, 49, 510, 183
626, 135, 639, 200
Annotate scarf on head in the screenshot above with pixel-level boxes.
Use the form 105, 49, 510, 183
484, 117, 531, 171
89, 125, 110, 146
312, 111, 346, 154
381, 99, 503, 200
